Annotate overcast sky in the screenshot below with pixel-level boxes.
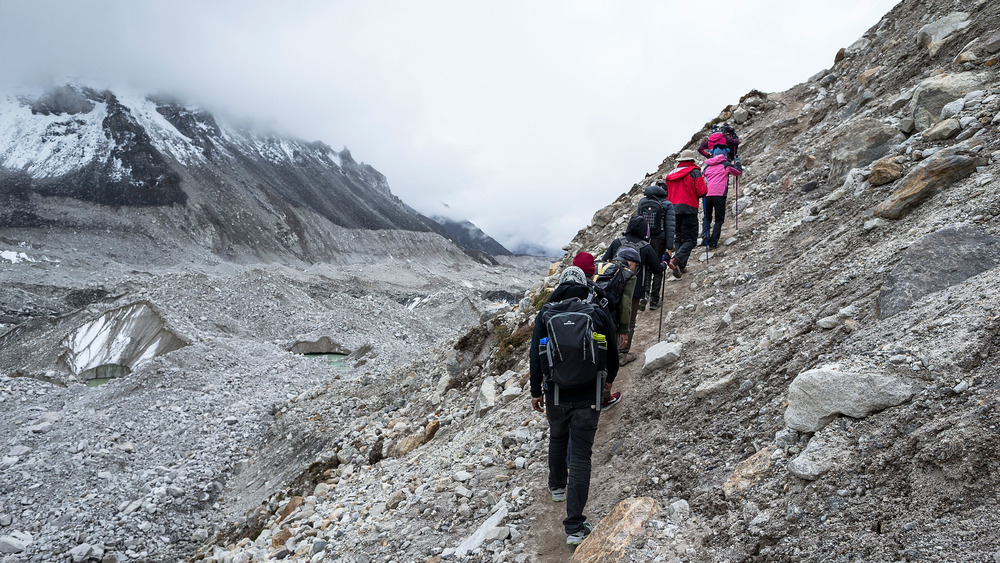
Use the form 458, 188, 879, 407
0, 0, 899, 255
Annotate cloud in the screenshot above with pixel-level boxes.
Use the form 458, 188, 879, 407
0, 0, 898, 254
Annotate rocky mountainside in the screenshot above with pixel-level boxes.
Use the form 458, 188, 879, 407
431, 216, 513, 257
2, 1, 1000, 563
0, 84, 507, 265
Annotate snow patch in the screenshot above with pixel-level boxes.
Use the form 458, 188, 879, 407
0, 250, 36, 264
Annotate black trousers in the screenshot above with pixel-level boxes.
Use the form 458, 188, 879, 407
547, 401, 600, 534
704, 195, 727, 247
673, 213, 698, 269
642, 237, 666, 304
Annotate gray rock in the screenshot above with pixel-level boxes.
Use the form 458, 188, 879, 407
475, 377, 498, 418
909, 72, 987, 130
694, 375, 735, 399
863, 218, 888, 231
733, 107, 750, 124
923, 118, 961, 141
642, 342, 683, 373
310, 540, 328, 555
453, 470, 473, 482
784, 368, 915, 433
829, 118, 902, 186
484, 526, 510, 541
454, 502, 508, 556
877, 225, 1000, 318
898, 117, 915, 134
775, 428, 799, 448
916, 12, 971, 57
940, 99, 964, 119
788, 429, 850, 481
873, 151, 982, 221
953, 381, 970, 394
985, 29, 1000, 53
69, 543, 95, 563
0, 532, 31, 554
667, 499, 690, 522
0, 514, 11, 526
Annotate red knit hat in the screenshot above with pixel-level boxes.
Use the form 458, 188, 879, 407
572, 252, 596, 277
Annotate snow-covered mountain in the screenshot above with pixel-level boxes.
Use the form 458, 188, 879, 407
0, 85, 507, 263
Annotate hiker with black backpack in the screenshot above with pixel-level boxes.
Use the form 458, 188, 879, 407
602, 216, 668, 365
702, 145, 744, 249
665, 150, 708, 278
590, 246, 640, 408
636, 183, 675, 310
530, 266, 620, 546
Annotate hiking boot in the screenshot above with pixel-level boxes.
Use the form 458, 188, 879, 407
567, 522, 593, 546
638, 298, 647, 311
619, 352, 636, 366
549, 486, 566, 502
668, 260, 682, 279
649, 301, 659, 310
601, 392, 621, 410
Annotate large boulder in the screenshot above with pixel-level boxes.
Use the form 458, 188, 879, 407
915, 12, 971, 57
873, 149, 981, 220
908, 72, 987, 130
829, 118, 901, 186
877, 225, 1000, 318
784, 368, 915, 433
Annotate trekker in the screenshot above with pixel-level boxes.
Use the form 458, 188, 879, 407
530, 266, 619, 546
572, 252, 597, 278
602, 216, 667, 365
702, 147, 744, 249
635, 183, 675, 311
665, 149, 708, 277
590, 246, 640, 409
697, 124, 739, 158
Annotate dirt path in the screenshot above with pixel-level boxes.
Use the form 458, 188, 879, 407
523, 271, 690, 562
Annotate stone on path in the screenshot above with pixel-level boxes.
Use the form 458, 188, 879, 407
571, 497, 660, 562
642, 342, 682, 374
722, 447, 774, 499
868, 157, 904, 186
785, 369, 915, 433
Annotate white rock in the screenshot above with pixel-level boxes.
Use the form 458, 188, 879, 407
642, 341, 683, 373
454, 502, 509, 556
693, 376, 735, 399
453, 470, 473, 482
784, 368, 915, 432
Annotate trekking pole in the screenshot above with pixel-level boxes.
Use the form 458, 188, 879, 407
657, 260, 666, 341
734, 175, 739, 231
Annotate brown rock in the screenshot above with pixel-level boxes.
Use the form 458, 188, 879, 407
985, 56, 999, 67
424, 419, 441, 442
394, 430, 425, 457
722, 447, 775, 499
868, 157, 904, 186
804, 155, 818, 170
873, 151, 981, 219
858, 66, 882, 84
834, 47, 846, 64
271, 528, 293, 548
571, 497, 660, 562
277, 496, 304, 524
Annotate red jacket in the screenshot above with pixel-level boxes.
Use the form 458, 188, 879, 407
665, 162, 708, 212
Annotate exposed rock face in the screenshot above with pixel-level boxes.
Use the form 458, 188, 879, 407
873, 149, 982, 219
828, 118, 901, 186
784, 368, 916, 433
877, 225, 1000, 318
908, 72, 987, 130
571, 497, 660, 561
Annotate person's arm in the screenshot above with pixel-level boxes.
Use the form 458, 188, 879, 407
528, 314, 546, 411
602, 239, 618, 261
643, 244, 666, 274
662, 202, 675, 251
697, 139, 711, 157
692, 169, 708, 198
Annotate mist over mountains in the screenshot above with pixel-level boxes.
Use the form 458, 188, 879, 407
0, 84, 514, 262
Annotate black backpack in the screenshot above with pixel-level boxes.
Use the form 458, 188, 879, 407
537, 297, 608, 409
637, 197, 666, 236
591, 260, 634, 326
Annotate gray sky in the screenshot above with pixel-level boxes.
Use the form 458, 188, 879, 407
0, 0, 899, 254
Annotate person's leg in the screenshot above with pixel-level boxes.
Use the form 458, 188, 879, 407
649, 238, 666, 306
563, 405, 601, 534
701, 197, 710, 240
709, 196, 727, 248
674, 214, 698, 269
546, 404, 572, 492
622, 296, 640, 355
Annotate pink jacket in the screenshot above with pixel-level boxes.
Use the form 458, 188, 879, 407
702, 154, 743, 197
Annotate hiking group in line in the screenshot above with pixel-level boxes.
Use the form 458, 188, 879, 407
529, 124, 743, 547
